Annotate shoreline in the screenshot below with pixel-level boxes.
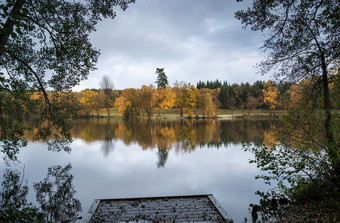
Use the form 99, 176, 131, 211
77, 112, 280, 120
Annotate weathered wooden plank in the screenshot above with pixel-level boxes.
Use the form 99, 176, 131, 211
98, 204, 212, 213
85, 194, 233, 223
208, 194, 230, 221
99, 199, 212, 209
97, 209, 219, 219
83, 199, 100, 223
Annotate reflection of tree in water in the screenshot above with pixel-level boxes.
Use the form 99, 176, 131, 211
71, 118, 277, 153
0, 168, 28, 209
262, 126, 278, 148
102, 119, 115, 157
157, 148, 169, 168
0, 167, 45, 222
33, 163, 82, 222
102, 135, 115, 157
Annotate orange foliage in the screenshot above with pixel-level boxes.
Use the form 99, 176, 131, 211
262, 80, 279, 110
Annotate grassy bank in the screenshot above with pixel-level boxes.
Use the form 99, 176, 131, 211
81, 108, 283, 119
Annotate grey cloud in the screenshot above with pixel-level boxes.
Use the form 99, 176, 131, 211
79, 0, 268, 90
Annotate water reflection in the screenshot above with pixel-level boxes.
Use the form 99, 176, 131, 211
71, 119, 277, 156
156, 149, 169, 168
0, 168, 29, 210
0, 163, 81, 223
34, 164, 82, 222
2, 118, 278, 222
0, 166, 45, 222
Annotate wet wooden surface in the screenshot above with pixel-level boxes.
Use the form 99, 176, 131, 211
85, 194, 233, 222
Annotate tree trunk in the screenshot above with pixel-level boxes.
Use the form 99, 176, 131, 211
0, 0, 25, 56
321, 53, 339, 174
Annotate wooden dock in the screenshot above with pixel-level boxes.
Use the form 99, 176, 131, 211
84, 194, 233, 222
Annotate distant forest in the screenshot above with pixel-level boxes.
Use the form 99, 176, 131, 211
197, 80, 267, 109
197, 79, 339, 110
26, 78, 340, 119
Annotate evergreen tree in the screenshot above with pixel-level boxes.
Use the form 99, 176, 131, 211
155, 68, 169, 89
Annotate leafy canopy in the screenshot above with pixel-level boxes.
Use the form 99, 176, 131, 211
236, 0, 340, 221
0, 0, 135, 159
235, 0, 339, 170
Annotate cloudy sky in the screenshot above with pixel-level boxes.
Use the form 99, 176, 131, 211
74, 0, 271, 91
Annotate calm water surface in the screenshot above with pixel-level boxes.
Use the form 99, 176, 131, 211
1, 119, 278, 222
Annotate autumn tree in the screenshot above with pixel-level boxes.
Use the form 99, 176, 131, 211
173, 80, 185, 116
114, 88, 138, 119
100, 75, 114, 116
155, 86, 176, 116
286, 80, 313, 108
72, 91, 84, 116
236, 0, 340, 220
246, 95, 261, 113
136, 85, 155, 119
114, 96, 129, 115
196, 88, 220, 118
262, 80, 279, 112
196, 92, 215, 118
96, 90, 106, 116
79, 90, 100, 116
236, 0, 339, 168
177, 83, 197, 117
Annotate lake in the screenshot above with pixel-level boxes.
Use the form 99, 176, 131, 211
1, 118, 278, 222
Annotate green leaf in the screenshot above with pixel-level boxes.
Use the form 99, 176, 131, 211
10, 31, 17, 39
22, 7, 29, 15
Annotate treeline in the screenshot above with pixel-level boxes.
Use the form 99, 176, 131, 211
197, 80, 265, 109
22, 78, 340, 120
75, 82, 220, 119
197, 79, 340, 110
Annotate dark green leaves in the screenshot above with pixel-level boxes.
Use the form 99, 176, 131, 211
0, 168, 46, 222
155, 68, 169, 89
33, 164, 81, 222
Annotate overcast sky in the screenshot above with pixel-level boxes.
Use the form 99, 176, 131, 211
74, 0, 271, 91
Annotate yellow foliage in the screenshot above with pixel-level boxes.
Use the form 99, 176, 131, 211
136, 85, 156, 117
262, 129, 278, 148
287, 83, 303, 105
30, 92, 43, 101
114, 96, 129, 114
80, 90, 98, 109
157, 127, 176, 150
262, 80, 279, 110
156, 87, 176, 110
196, 88, 220, 117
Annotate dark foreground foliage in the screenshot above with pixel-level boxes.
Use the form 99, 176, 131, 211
245, 143, 340, 222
